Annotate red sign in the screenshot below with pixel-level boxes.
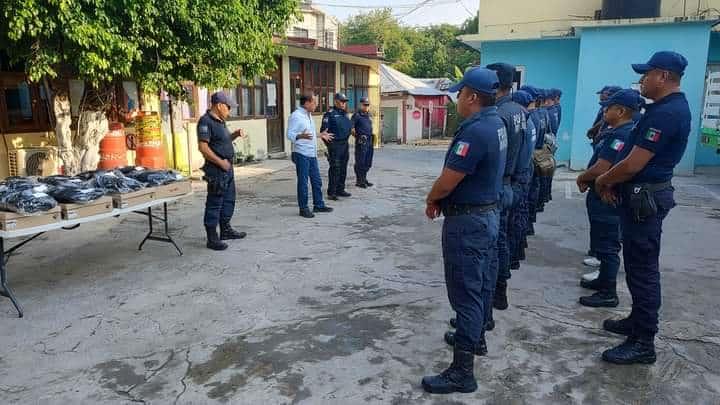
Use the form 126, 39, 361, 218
412, 110, 421, 120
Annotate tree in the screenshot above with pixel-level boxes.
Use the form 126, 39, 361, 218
1, 0, 298, 174
341, 11, 479, 79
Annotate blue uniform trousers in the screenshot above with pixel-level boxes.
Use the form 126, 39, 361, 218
509, 170, 532, 266
621, 188, 674, 338
528, 174, 540, 228
354, 137, 374, 179
586, 191, 621, 289
292, 152, 325, 210
484, 186, 512, 327
443, 210, 499, 352
327, 140, 349, 195
203, 166, 236, 227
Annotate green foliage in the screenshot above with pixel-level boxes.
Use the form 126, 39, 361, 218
341, 11, 479, 79
0, 0, 300, 96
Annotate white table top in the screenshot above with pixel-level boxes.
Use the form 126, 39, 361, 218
0, 192, 193, 239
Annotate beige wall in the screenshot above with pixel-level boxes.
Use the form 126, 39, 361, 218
286, 8, 339, 49
475, 0, 720, 41
1, 131, 56, 178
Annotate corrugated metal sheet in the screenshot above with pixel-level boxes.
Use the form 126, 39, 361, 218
380, 64, 447, 96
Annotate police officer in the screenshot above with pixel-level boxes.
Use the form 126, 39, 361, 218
576, 89, 643, 308
595, 51, 690, 365
321, 93, 353, 200
421, 67, 506, 394
522, 86, 547, 234
485, 63, 524, 314
197, 92, 247, 251
588, 85, 622, 142
509, 90, 537, 270
542, 89, 559, 205
351, 97, 375, 188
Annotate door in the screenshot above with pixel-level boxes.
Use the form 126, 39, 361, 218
381, 107, 398, 143
266, 60, 284, 154
701, 65, 720, 151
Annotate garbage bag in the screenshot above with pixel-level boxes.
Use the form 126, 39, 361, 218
0, 178, 58, 214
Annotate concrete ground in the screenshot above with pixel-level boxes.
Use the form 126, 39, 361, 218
1, 146, 720, 405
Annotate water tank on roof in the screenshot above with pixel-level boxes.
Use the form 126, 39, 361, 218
602, 0, 661, 19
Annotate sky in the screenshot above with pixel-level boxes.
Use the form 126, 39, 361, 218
312, 0, 478, 27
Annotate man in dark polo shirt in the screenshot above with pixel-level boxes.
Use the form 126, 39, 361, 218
197, 92, 247, 251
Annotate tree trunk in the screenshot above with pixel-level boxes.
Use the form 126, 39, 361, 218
51, 87, 79, 175
77, 111, 109, 172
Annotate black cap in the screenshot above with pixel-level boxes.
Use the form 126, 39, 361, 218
485, 63, 516, 87
335, 93, 349, 102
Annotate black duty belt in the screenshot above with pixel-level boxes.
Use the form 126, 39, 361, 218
443, 203, 497, 217
503, 176, 512, 185
622, 181, 672, 195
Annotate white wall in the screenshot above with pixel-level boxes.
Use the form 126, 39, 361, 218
380, 98, 403, 143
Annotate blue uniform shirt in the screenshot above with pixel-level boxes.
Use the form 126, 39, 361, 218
587, 121, 634, 168
496, 95, 526, 177
443, 106, 507, 206
557, 104, 562, 127
593, 107, 605, 127
351, 111, 373, 137
197, 111, 235, 161
548, 105, 560, 135
615, 93, 691, 183
528, 109, 547, 149
514, 108, 536, 176
321, 107, 352, 141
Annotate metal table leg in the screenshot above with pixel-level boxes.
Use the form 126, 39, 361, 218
137, 203, 183, 256
0, 238, 23, 318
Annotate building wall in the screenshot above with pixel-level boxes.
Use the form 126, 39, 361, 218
482, 39, 581, 164
0, 131, 55, 178
699, 31, 720, 166
570, 22, 713, 173
286, 8, 338, 49
476, 0, 720, 41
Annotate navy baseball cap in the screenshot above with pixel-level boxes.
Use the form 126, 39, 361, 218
512, 90, 534, 107
551, 88, 562, 98
632, 51, 688, 76
335, 92, 349, 102
600, 88, 644, 110
210, 91, 237, 108
485, 63, 516, 87
448, 67, 499, 95
520, 85, 539, 99
360, 97, 370, 105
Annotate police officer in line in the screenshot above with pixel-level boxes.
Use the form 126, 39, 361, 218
541, 89, 558, 205
583, 85, 624, 270
575, 89, 643, 309
421, 67, 506, 394
321, 93, 353, 200
521, 85, 547, 234
351, 97, 375, 188
486, 63, 525, 315
197, 92, 248, 251
595, 51, 691, 365
509, 90, 537, 271
444, 63, 523, 352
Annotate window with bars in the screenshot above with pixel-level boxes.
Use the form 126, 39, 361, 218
289, 57, 335, 114
340, 63, 370, 113
209, 76, 267, 120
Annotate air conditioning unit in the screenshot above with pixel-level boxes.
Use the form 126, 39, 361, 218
7, 147, 59, 177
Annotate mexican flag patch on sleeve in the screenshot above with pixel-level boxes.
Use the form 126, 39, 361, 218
610, 139, 625, 151
454, 141, 470, 157
645, 128, 661, 142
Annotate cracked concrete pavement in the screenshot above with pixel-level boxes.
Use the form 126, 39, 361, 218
1, 146, 720, 404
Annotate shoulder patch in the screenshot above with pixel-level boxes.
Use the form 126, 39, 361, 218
610, 139, 625, 151
454, 141, 470, 157
645, 128, 661, 142
198, 125, 209, 134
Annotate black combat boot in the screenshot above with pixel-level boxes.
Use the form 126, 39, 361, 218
337, 191, 352, 198
580, 289, 619, 308
421, 346, 478, 394
580, 277, 604, 291
602, 335, 656, 365
206, 226, 228, 251
365, 178, 373, 187
220, 222, 247, 240
356, 174, 367, 188
493, 280, 509, 310
603, 317, 633, 336
299, 209, 315, 218
443, 332, 487, 356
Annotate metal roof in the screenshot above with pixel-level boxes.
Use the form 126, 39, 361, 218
380, 64, 447, 97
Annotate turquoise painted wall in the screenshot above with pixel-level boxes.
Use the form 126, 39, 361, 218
570, 22, 713, 173
482, 39, 580, 164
